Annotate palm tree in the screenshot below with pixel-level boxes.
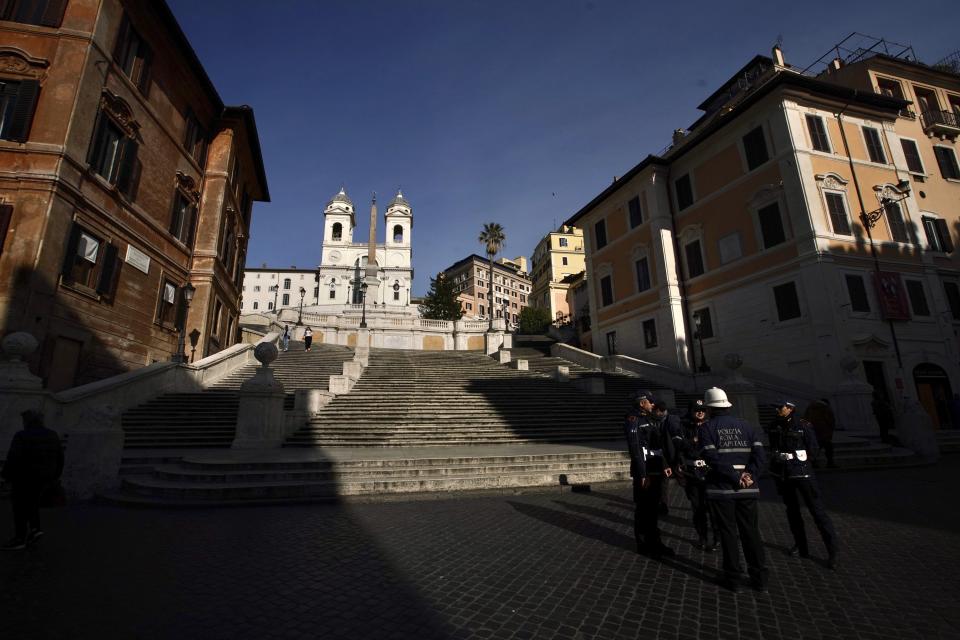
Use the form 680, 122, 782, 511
478, 222, 506, 331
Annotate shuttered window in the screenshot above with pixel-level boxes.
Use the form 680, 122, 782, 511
742, 126, 769, 170
757, 202, 786, 248
863, 127, 887, 164
643, 319, 657, 348
675, 174, 693, 210
943, 281, 960, 321
0, 79, 40, 142
594, 219, 607, 249
806, 115, 830, 152
59, 221, 121, 298
87, 110, 141, 200
0, 0, 67, 27
883, 201, 910, 243
183, 110, 208, 167
900, 139, 924, 174
773, 282, 801, 321
113, 15, 152, 94
905, 280, 930, 316
845, 275, 870, 312
635, 257, 651, 292
934, 146, 960, 180
156, 280, 178, 326
825, 193, 852, 236
923, 217, 953, 253
628, 196, 642, 228
600, 275, 613, 307
169, 190, 197, 247
692, 307, 714, 338
684, 239, 704, 278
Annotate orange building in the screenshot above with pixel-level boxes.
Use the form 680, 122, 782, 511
443, 254, 532, 324
567, 39, 960, 426
0, 0, 269, 389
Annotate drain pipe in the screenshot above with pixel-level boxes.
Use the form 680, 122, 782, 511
661, 165, 698, 385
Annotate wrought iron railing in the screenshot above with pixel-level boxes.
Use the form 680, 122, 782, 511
920, 109, 960, 131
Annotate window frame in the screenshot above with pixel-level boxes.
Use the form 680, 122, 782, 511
844, 273, 871, 314
772, 280, 803, 323
933, 145, 960, 181
0, 78, 40, 143
691, 306, 715, 340
169, 188, 198, 247
594, 218, 608, 250
599, 274, 614, 307
682, 238, 705, 279
899, 137, 926, 176
823, 190, 854, 237
634, 255, 651, 293
942, 280, 960, 322
642, 318, 658, 349
882, 200, 911, 245
627, 195, 643, 228
675, 173, 694, 211
904, 279, 931, 317
861, 126, 888, 164
805, 114, 832, 153
741, 125, 770, 171
921, 215, 953, 253
754, 200, 788, 250
0, 0, 68, 28
113, 15, 153, 95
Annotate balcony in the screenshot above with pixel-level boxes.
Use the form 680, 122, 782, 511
920, 109, 960, 138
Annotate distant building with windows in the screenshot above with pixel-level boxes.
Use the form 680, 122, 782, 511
442, 254, 532, 323
240, 266, 317, 314
0, 0, 268, 389
567, 37, 960, 426
529, 225, 585, 324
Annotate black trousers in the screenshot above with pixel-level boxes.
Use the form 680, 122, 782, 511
304, 336, 313, 350
632, 475, 663, 549
709, 498, 767, 583
684, 481, 717, 542
11, 483, 42, 540
777, 478, 837, 555
821, 441, 835, 466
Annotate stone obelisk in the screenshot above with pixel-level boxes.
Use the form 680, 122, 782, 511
363, 193, 380, 305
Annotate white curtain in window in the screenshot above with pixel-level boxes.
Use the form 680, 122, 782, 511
78, 233, 100, 264
163, 282, 176, 304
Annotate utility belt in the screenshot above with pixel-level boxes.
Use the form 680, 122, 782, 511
777, 450, 808, 462
642, 447, 663, 460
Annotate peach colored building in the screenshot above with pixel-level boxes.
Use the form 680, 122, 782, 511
567, 41, 960, 426
529, 225, 585, 324
0, 0, 268, 389
443, 254, 532, 324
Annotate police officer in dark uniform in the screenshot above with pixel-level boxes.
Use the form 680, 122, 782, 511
653, 401, 683, 516
767, 400, 838, 569
676, 399, 719, 551
700, 387, 768, 592
624, 390, 675, 558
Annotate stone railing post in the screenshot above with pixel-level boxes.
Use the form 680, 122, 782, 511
233, 342, 286, 449
0, 332, 47, 458
833, 356, 880, 434
484, 329, 504, 355
722, 353, 759, 427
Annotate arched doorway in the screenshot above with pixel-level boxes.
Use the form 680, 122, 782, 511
913, 363, 953, 429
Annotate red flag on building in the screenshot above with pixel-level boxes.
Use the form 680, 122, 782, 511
873, 272, 911, 320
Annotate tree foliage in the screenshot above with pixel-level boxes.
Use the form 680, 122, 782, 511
518, 306, 552, 334
478, 222, 506, 330
419, 272, 464, 321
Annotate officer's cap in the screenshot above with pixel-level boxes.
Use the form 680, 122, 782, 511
778, 400, 796, 409
631, 389, 656, 403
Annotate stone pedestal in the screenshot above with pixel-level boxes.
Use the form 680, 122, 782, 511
722, 354, 759, 427
60, 404, 123, 499
294, 389, 335, 414
485, 331, 504, 355
329, 375, 355, 394
896, 398, 939, 462
233, 343, 286, 449
343, 360, 363, 380
495, 350, 511, 365
513, 359, 529, 371
501, 334, 513, 350
0, 332, 47, 459
833, 356, 879, 433
554, 366, 570, 383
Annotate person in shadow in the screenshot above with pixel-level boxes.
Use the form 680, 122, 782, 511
676, 399, 719, 552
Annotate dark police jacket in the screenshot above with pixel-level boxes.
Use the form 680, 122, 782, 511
700, 411, 765, 500
623, 408, 674, 478
1, 425, 64, 485
678, 418, 709, 481
766, 415, 819, 480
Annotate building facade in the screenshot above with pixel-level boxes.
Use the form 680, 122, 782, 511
529, 225, 585, 324
240, 267, 317, 314
0, 0, 269, 389
567, 42, 960, 425
444, 254, 532, 323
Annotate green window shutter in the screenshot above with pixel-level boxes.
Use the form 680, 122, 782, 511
60, 222, 82, 278
116, 138, 140, 199
96, 242, 121, 297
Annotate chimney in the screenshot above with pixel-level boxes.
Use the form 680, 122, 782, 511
830, 57, 843, 72
672, 128, 687, 143
772, 44, 785, 67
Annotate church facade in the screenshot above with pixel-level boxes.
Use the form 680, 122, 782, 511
316, 188, 414, 312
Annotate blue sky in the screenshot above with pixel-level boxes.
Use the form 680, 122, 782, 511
167, 0, 958, 295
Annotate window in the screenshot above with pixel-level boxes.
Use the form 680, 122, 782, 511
267, 302, 272, 310
479, 305, 485, 316
718, 233, 742, 264
824, 193, 852, 236
156, 280, 178, 326
905, 280, 930, 316
253, 285, 260, 292
87, 108, 140, 199
773, 282, 801, 321
742, 126, 769, 170
635, 257, 651, 292
0, 79, 39, 142
757, 202, 786, 248
900, 139, 924, 174
692, 308, 713, 339
220, 223, 235, 274
329, 289, 336, 299
606, 331, 617, 355
806, 115, 830, 152
466, 303, 472, 311
169, 190, 197, 247
252, 301, 258, 310
0, 0, 67, 27
559, 237, 568, 247
675, 174, 694, 210
393, 224, 403, 243
594, 219, 608, 249
943, 281, 960, 320
212, 300, 223, 335
478, 292, 484, 300
684, 239, 704, 278
934, 146, 960, 180
600, 275, 613, 307
332, 222, 342, 241
923, 217, 953, 253
914, 87, 938, 115
283, 278, 291, 290
113, 16, 153, 94
642, 319, 657, 349
495, 286, 501, 292
883, 201, 910, 243
282, 293, 290, 306
59, 223, 120, 297
863, 127, 887, 164
562, 256, 568, 266
877, 78, 904, 99
182, 110, 207, 167
845, 275, 870, 312
628, 196, 642, 228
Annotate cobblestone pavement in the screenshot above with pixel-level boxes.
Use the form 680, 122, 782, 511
2, 460, 959, 640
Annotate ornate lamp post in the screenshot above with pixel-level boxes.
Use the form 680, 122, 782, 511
296, 286, 306, 325
173, 282, 196, 363
314, 268, 321, 304
360, 283, 369, 328
269, 284, 279, 314
694, 313, 710, 373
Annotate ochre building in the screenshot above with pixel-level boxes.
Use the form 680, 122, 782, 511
0, 0, 269, 389
529, 225, 584, 324
443, 254, 532, 324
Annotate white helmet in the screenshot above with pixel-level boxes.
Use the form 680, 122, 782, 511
703, 387, 732, 408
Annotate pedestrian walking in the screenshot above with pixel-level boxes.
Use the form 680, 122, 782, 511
804, 398, 836, 468
303, 326, 313, 351
281, 325, 291, 352
871, 391, 896, 444
676, 399, 719, 551
1, 409, 64, 551
768, 400, 838, 569
653, 401, 682, 516
699, 387, 768, 592
623, 390, 675, 559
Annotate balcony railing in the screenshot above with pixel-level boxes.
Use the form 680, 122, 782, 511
920, 109, 960, 136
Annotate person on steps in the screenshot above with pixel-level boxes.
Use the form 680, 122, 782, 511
281, 325, 291, 352
303, 326, 313, 351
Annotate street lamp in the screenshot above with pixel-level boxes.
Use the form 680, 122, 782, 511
314, 268, 321, 305
297, 286, 306, 325
269, 284, 279, 314
360, 283, 369, 328
858, 179, 912, 369
694, 313, 710, 373
173, 282, 196, 363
